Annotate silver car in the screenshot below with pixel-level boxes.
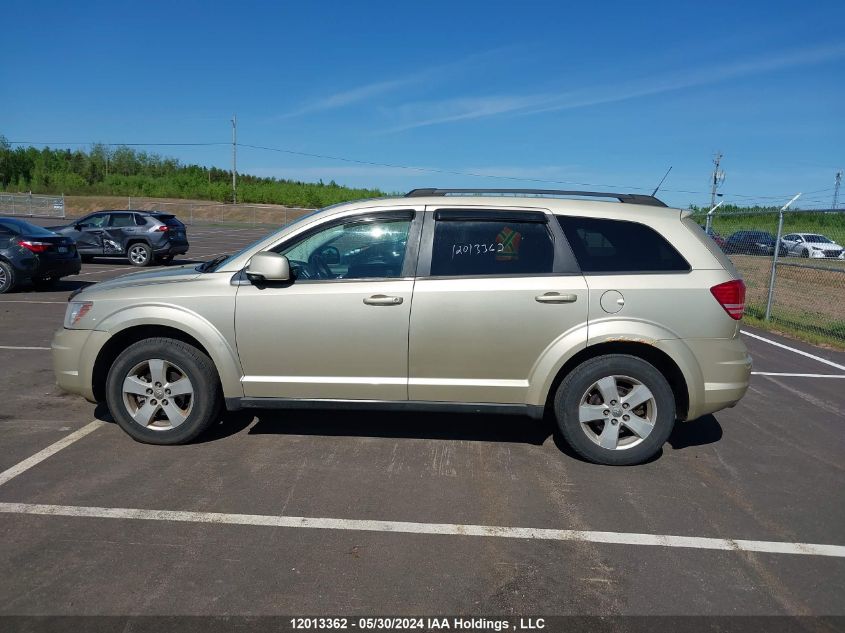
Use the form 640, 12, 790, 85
780, 233, 844, 259
53, 189, 752, 465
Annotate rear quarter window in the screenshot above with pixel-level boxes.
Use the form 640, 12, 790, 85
557, 216, 690, 273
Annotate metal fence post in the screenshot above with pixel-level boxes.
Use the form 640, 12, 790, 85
764, 193, 801, 321
190, 204, 194, 226
128, 196, 131, 210
705, 201, 723, 235
61, 192, 66, 218
28, 192, 32, 216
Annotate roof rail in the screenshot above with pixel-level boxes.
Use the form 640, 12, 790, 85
404, 188, 668, 207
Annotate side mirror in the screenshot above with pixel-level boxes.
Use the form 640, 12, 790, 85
245, 252, 290, 283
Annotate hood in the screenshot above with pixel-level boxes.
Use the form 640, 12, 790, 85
78, 264, 202, 297
803, 241, 842, 249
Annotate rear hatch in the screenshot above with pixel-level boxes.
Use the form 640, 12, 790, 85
157, 214, 188, 244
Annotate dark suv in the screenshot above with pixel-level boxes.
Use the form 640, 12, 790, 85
49, 210, 189, 266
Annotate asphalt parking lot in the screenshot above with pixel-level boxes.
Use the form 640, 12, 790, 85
0, 221, 843, 618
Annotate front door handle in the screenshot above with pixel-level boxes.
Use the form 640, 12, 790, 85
535, 292, 578, 304
363, 294, 403, 306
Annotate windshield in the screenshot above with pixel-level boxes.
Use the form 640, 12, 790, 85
803, 234, 832, 244
0, 218, 58, 237
197, 207, 324, 272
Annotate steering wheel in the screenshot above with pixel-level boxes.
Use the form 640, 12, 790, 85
307, 252, 333, 279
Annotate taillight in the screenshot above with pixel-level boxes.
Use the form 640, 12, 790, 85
155, 225, 169, 232
18, 239, 51, 253
710, 279, 746, 320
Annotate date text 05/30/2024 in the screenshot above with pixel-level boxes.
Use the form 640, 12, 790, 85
290, 617, 546, 631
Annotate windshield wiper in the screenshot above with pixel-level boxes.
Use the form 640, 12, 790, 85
197, 254, 229, 273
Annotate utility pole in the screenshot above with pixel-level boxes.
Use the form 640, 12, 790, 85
710, 152, 725, 209
231, 114, 238, 204
834, 171, 842, 210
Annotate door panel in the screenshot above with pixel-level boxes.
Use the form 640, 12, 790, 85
408, 208, 587, 404
235, 279, 413, 399
234, 208, 422, 401
72, 213, 109, 254
408, 276, 588, 403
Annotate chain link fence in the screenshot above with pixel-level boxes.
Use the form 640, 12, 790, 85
691, 209, 845, 345
0, 192, 66, 218
121, 197, 315, 227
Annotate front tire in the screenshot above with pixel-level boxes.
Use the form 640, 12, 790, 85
554, 354, 676, 466
106, 337, 223, 444
127, 242, 153, 267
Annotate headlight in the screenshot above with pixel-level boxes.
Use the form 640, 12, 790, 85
64, 301, 93, 328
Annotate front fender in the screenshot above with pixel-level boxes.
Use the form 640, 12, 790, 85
95, 303, 244, 399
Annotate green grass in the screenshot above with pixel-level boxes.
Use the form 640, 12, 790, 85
742, 313, 845, 351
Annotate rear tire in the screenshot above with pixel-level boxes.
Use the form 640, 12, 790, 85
554, 354, 676, 466
106, 337, 223, 445
127, 242, 153, 267
0, 261, 16, 294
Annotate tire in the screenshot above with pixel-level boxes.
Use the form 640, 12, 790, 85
81, 255, 94, 263
105, 337, 223, 445
801, 248, 809, 258
127, 242, 153, 267
0, 260, 16, 294
554, 354, 676, 466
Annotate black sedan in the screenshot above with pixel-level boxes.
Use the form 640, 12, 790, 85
722, 230, 787, 257
0, 218, 81, 293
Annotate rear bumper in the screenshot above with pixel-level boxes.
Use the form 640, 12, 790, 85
52, 327, 109, 403
154, 242, 189, 256
657, 336, 752, 421
35, 256, 81, 279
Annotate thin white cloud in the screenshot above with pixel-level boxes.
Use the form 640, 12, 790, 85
278, 48, 511, 119
383, 42, 845, 133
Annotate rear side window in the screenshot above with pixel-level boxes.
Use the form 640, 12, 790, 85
134, 214, 148, 226
431, 218, 555, 277
557, 216, 689, 273
109, 213, 135, 227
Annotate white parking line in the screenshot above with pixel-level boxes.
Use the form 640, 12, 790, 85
0, 501, 842, 558
0, 421, 104, 487
742, 330, 845, 371
0, 345, 50, 350
751, 372, 845, 378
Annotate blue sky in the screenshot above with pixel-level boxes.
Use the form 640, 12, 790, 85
1, 0, 843, 208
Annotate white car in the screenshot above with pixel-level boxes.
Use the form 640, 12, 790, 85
780, 233, 845, 259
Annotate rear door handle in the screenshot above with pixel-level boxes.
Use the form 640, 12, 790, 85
363, 294, 403, 306
535, 292, 578, 304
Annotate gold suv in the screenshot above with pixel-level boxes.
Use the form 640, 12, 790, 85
53, 189, 752, 465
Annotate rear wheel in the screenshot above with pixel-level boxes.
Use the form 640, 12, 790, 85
106, 337, 223, 444
554, 354, 676, 466
127, 242, 153, 266
0, 261, 16, 294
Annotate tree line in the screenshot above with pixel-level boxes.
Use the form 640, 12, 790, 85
0, 137, 386, 208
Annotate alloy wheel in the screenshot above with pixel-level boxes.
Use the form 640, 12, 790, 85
121, 358, 194, 430
578, 374, 657, 450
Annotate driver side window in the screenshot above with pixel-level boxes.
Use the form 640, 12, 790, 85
79, 214, 109, 229
278, 215, 413, 280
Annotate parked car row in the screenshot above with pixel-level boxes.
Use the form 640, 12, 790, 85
0, 210, 190, 293
700, 226, 844, 259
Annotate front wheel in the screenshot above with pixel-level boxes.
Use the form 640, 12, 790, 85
105, 337, 223, 444
127, 242, 153, 266
554, 354, 676, 466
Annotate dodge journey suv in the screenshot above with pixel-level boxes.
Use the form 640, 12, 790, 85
52, 189, 752, 465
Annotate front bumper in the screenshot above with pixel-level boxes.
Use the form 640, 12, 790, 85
52, 327, 110, 403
